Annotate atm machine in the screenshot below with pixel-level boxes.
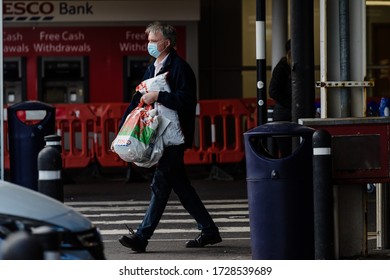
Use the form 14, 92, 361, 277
38, 56, 89, 103
3, 57, 27, 104
123, 56, 150, 102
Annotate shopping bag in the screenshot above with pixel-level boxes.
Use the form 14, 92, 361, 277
135, 72, 185, 147
112, 101, 170, 167
136, 72, 171, 94
156, 103, 184, 146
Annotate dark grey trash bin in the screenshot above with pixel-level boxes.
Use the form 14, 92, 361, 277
8, 101, 55, 191
243, 121, 315, 260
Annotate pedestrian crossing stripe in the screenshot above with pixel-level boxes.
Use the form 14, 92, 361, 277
65, 199, 248, 206
66, 203, 249, 212
79, 210, 248, 218
92, 217, 249, 225
100, 227, 250, 235
103, 237, 251, 242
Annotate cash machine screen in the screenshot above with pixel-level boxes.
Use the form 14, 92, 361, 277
3, 58, 26, 104
4, 61, 20, 81
39, 56, 88, 103
124, 56, 150, 102
44, 61, 82, 80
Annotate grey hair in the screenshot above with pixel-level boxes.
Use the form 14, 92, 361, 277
145, 21, 177, 48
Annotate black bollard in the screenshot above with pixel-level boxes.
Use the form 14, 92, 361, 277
312, 129, 334, 259
44, 134, 62, 153
38, 137, 63, 202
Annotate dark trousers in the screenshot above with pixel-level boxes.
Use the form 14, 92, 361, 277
136, 144, 218, 240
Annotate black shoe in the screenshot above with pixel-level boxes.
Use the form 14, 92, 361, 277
118, 225, 148, 253
185, 232, 222, 248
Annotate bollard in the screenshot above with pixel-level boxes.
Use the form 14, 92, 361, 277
44, 134, 62, 153
44, 134, 75, 185
312, 129, 334, 260
38, 136, 63, 202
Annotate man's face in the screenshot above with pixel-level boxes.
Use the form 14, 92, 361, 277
148, 31, 167, 52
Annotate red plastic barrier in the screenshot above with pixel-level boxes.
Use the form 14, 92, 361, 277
184, 103, 212, 165
54, 103, 97, 169
93, 103, 129, 168
241, 97, 276, 126
184, 98, 256, 165
241, 97, 258, 130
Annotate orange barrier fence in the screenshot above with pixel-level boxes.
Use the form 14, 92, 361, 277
93, 103, 129, 168
55, 104, 97, 169
2, 98, 272, 170
184, 98, 257, 164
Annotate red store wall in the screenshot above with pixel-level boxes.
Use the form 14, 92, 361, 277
3, 26, 186, 103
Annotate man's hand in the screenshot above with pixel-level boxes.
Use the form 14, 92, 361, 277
142, 91, 159, 105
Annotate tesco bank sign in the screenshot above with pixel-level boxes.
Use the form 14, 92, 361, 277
2, 0, 201, 22
3, 1, 94, 21
3, 2, 55, 15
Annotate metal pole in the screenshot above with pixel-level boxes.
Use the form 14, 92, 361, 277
320, 0, 328, 118
350, 0, 366, 117
339, 0, 351, 117
313, 129, 334, 260
256, 0, 267, 125
1, 0, 4, 180
271, 0, 288, 70
290, 0, 315, 122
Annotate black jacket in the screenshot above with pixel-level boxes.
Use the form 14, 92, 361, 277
119, 49, 197, 149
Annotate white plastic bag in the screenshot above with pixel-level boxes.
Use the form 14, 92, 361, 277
156, 103, 184, 146
135, 72, 185, 147
133, 114, 171, 168
112, 101, 170, 167
136, 72, 171, 94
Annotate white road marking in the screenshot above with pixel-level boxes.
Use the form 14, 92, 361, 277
82, 210, 248, 218
69, 203, 249, 212
101, 226, 250, 235
66, 199, 248, 206
92, 217, 249, 225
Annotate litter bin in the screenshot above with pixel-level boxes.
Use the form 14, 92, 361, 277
244, 121, 315, 260
8, 101, 56, 191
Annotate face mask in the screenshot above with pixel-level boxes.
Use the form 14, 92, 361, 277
147, 42, 161, 58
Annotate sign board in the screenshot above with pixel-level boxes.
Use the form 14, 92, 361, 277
3, 0, 200, 23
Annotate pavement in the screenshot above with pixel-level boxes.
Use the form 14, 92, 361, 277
103, 238, 252, 260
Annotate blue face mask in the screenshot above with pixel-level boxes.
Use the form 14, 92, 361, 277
147, 42, 161, 58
